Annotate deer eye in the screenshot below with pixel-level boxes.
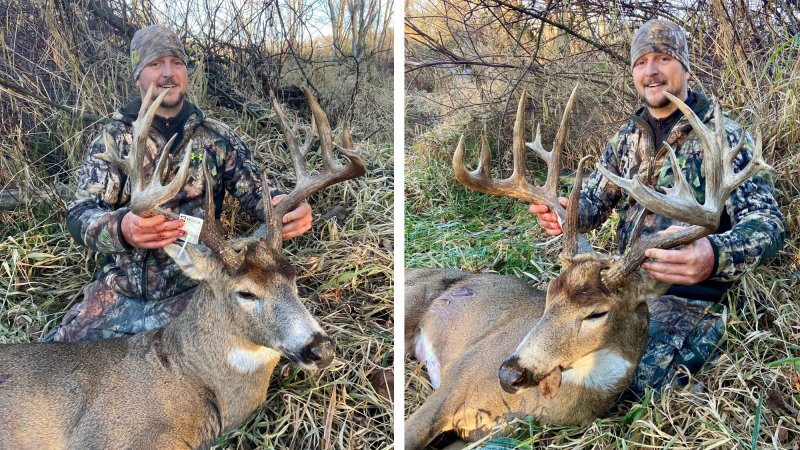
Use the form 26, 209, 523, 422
585, 311, 608, 321
236, 291, 258, 301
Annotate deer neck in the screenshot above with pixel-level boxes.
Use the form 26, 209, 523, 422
165, 285, 279, 426
176, 285, 281, 374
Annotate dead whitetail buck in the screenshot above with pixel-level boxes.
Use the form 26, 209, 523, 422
405, 87, 768, 449
0, 85, 365, 449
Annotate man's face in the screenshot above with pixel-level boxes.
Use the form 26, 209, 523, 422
135, 56, 188, 118
632, 52, 689, 116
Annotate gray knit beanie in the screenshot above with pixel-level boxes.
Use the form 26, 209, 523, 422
130, 25, 186, 80
630, 19, 690, 72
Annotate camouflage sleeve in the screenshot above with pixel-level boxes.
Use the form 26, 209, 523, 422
577, 129, 625, 232
211, 122, 280, 222
706, 130, 786, 282
66, 125, 133, 253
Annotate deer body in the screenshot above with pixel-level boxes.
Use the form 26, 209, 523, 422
405, 262, 652, 450
0, 329, 273, 449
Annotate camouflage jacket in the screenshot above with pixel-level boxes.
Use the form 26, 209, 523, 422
579, 91, 785, 301
67, 99, 274, 302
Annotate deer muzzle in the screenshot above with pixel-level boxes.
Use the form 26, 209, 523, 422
498, 356, 532, 394
499, 356, 562, 399
301, 333, 335, 368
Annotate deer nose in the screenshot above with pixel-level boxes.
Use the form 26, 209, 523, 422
499, 356, 532, 394
302, 334, 334, 368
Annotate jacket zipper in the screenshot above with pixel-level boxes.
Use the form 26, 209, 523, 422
141, 249, 151, 302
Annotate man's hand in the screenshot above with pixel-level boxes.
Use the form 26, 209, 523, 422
529, 197, 568, 236
641, 225, 715, 285
121, 210, 185, 249
272, 195, 313, 240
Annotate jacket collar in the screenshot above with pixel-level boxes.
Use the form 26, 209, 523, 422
632, 90, 713, 127
112, 98, 205, 136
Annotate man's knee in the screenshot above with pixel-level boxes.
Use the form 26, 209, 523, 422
628, 299, 727, 397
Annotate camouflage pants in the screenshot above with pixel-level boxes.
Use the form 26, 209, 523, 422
42, 280, 194, 343
628, 295, 727, 397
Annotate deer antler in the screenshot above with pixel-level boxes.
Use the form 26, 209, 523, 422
453, 85, 592, 256
95, 84, 192, 219
600, 93, 771, 289
266, 87, 367, 249
196, 154, 247, 271
193, 88, 366, 270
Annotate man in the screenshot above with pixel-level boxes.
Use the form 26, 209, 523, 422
530, 19, 785, 395
45, 25, 313, 342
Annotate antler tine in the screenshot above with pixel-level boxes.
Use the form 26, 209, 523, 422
261, 171, 283, 250
96, 130, 128, 172
304, 86, 341, 173
199, 154, 245, 270
199, 154, 225, 254
267, 87, 366, 241
453, 123, 492, 183
129, 84, 164, 195
300, 116, 317, 159
342, 121, 353, 149
270, 89, 311, 182
541, 85, 580, 198
562, 155, 593, 258
601, 93, 771, 289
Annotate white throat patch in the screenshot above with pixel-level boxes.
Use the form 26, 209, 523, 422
227, 346, 280, 374
414, 328, 442, 389
561, 349, 632, 391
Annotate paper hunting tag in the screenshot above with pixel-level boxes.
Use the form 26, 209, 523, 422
178, 214, 203, 245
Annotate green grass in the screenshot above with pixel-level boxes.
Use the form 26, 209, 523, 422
406, 199, 555, 276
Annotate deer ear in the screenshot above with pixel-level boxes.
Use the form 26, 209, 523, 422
164, 243, 218, 280
620, 272, 669, 308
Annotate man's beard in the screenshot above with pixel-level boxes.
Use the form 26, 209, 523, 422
161, 90, 186, 109
638, 79, 681, 109
641, 90, 676, 109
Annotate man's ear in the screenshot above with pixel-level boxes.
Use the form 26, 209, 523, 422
164, 243, 217, 280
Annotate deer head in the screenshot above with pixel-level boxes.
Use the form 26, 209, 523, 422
453, 88, 768, 397
101, 84, 365, 370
